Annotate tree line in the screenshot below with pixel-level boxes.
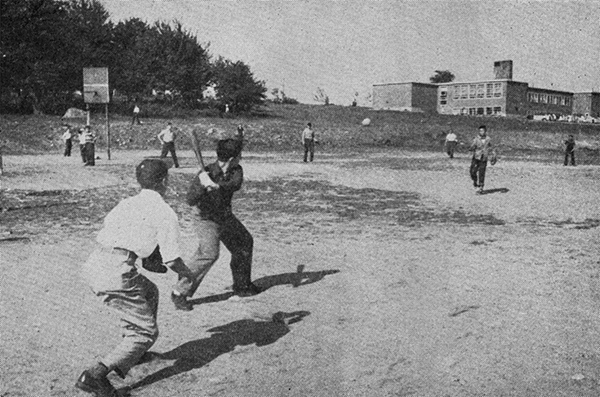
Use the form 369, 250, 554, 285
0, 0, 267, 115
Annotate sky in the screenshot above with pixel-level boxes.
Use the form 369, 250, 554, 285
100, 0, 600, 105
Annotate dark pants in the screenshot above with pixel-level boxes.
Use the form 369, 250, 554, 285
564, 151, 575, 166
132, 114, 140, 125
446, 141, 457, 158
64, 139, 72, 157
84, 142, 95, 166
470, 157, 488, 188
174, 215, 254, 297
303, 139, 314, 162
160, 142, 179, 167
79, 144, 86, 163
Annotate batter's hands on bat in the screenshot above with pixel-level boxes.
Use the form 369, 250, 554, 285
198, 171, 219, 190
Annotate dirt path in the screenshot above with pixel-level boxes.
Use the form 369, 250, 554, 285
1, 150, 599, 396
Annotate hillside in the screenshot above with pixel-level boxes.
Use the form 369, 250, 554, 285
1, 103, 599, 164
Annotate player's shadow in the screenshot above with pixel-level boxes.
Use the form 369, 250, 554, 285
480, 188, 509, 195
124, 310, 310, 392
189, 265, 340, 306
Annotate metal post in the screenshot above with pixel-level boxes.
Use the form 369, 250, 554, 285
86, 103, 90, 126
106, 103, 111, 160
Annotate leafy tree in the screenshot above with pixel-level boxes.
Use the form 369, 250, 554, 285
0, 0, 113, 113
429, 70, 455, 84
211, 57, 267, 113
314, 87, 329, 105
271, 88, 298, 105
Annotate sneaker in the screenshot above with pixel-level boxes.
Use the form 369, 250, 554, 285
75, 370, 119, 397
234, 283, 262, 297
478, 186, 484, 194
171, 292, 193, 311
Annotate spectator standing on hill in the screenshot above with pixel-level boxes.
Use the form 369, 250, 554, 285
61, 124, 73, 157
174, 137, 260, 310
468, 125, 496, 194
82, 125, 97, 166
445, 129, 458, 158
302, 122, 317, 162
76, 159, 194, 396
158, 122, 179, 168
564, 135, 576, 166
131, 103, 141, 125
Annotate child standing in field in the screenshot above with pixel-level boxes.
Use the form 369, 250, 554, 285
301, 122, 317, 162
445, 129, 458, 158
564, 135, 576, 166
468, 125, 495, 194
61, 124, 73, 157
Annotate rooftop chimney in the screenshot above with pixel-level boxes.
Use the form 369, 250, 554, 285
494, 60, 513, 80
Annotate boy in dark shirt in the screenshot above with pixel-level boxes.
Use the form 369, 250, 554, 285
564, 135, 576, 166
171, 138, 260, 310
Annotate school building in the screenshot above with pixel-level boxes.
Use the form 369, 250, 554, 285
372, 60, 595, 118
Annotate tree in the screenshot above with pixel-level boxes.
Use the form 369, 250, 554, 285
271, 88, 298, 105
0, 0, 113, 113
211, 57, 267, 113
429, 70, 455, 84
314, 87, 329, 105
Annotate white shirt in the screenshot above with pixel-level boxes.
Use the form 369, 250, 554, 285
96, 189, 182, 262
446, 132, 457, 142
62, 130, 72, 140
158, 127, 175, 143
133, 105, 140, 114
301, 127, 314, 142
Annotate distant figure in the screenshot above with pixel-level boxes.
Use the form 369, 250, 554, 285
131, 103, 141, 125
61, 124, 73, 157
225, 104, 230, 114
158, 122, 179, 168
82, 125, 97, 166
445, 130, 458, 158
468, 125, 495, 194
564, 135, 576, 166
77, 128, 86, 164
301, 122, 316, 162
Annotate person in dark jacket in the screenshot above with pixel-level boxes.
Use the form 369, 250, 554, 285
172, 138, 260, 310
564, 135, 576, 166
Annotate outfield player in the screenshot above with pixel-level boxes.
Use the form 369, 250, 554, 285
76, 159, 194, 396
564, 134, 576, 166
158, 122, 179, 168
301, 122, 316, 162
171, 137, 260, 310
468, 125, 495, 194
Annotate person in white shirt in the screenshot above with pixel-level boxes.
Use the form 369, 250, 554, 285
81, 125, 97, 166
131, 103, 141, 125
61, 124, 73, 157
301, 122, 317, 162
76, 159, 194, 396
158, 122, 179, 168
445, 130, 458, 158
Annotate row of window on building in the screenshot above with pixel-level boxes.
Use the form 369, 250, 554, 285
457, 106, 503, 115
439, 83, 503, 105
527, 92, 571, 106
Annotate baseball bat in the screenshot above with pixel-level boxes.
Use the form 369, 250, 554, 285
187, 128, 205, 169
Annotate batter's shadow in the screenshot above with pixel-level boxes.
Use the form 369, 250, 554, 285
189, 265, 340, 306
124, 310, 310, 393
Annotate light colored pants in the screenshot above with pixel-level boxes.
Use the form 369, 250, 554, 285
174, 216, 253, 297
82, 249, 159, 378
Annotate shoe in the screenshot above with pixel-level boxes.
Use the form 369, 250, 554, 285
234, 283, 262, 297
478, 186, 484, 194
75, 370, 118, 397
171, 292, 193, 311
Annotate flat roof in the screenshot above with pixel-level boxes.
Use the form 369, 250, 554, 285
373, 82, 437, 87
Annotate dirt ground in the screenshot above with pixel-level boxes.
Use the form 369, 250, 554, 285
1, 148, 599, 397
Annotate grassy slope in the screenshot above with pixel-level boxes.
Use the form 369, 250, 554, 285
1, 104, 599, 162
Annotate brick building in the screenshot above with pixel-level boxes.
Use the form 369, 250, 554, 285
372, 60, 591, 118
573, 92, 600, 117
372, 82, 438, 112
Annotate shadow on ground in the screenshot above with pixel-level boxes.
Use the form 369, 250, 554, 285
189, 266, 340, 306
125, 311, 310, 392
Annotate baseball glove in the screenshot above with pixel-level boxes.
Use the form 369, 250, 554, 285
142, 245, 168, 273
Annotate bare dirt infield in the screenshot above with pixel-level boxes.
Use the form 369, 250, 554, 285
1, 149, 599, 397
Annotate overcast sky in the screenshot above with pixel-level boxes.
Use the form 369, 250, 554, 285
100, 0, 600, 105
